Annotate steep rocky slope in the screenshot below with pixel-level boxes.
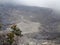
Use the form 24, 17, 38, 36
0, 3, 60, 45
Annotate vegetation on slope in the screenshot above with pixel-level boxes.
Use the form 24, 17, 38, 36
0, 24, 23, 45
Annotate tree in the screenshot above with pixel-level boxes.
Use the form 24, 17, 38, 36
7, 24, 23, 45
11, 24, 23, 37
7, 33, 14, 45
11, 24, 23, 45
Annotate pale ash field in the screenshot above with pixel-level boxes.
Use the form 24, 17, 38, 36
17, 19, 40, 34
